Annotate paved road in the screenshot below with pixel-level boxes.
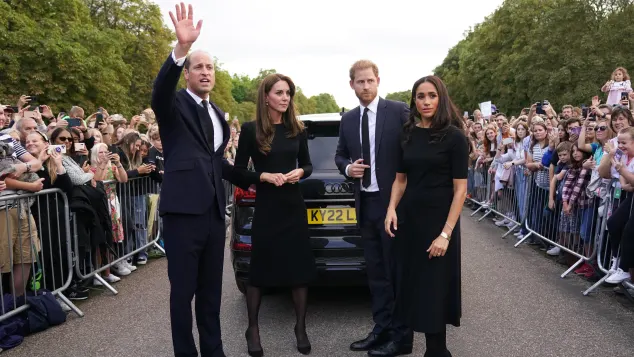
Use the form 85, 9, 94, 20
4, 210, 634, 357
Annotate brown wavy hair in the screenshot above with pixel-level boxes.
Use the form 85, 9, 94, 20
404, 76, 464, 145
255, 74, 304, 154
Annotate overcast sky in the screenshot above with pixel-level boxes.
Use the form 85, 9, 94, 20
151, 0, 504, 110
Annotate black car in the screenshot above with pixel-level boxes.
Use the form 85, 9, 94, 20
230, 113, 364, 294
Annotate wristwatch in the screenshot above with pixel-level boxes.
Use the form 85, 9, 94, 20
440, 232, 450, 240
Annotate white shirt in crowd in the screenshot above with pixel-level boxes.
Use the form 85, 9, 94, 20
346, 95, 380, 192
171, 51, 223, 153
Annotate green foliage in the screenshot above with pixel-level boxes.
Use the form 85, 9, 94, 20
309, 93, 340, 113
386, 90, 412, 104
0, 1, 339, 120
433, 0, 634, 115
0, 0, 173, 117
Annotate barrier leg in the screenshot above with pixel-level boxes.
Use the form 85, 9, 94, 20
583, 274, 611, 296
502, 223, 519, 238
561, 258, 584, 279
93, 274, 118, 295
514, 231, 533, 248
57, 292, 84, 317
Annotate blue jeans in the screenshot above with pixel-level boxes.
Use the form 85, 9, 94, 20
125, 195, 148, 260
514, 168, 529, 234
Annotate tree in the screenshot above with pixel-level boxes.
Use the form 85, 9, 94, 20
386, 90, 411, 104
309, 93, 339, 113
295, 88, 315, 114
433, 0, 634, 115
0, 0, 174, 117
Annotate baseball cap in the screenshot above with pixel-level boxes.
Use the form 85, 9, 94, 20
0, 104, 13, 113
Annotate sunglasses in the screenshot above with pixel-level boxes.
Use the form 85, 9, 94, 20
57, 136, 73, 142
594, 126, 608, 132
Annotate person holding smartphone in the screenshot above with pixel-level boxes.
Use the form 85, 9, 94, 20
114, 132, 155, 267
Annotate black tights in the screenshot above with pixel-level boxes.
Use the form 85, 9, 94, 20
245, 285, 309, 349
424, 329, 452, 357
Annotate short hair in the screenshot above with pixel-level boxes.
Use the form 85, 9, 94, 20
16, 117, 36, 131
184, 50, 212, 71
349, 60, 379, 81
556, 141, 573, 153
566, 117, 581, 128
69, 106, 84, 118
562, 105, 573, 111
495, 113, 507, 120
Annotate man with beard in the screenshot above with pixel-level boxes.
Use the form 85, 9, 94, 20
335, 60, 413, 357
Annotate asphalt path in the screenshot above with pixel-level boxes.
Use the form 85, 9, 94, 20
4, 210, 634, 357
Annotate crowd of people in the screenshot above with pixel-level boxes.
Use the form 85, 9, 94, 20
465, 66, 634, 293
0, 97, 169, 308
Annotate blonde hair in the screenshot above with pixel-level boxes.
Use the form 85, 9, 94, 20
349, 60, 379, 81
613, 67, 631, 81
90, 143, 110, 167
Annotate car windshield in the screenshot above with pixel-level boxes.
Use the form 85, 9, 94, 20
304, 121, 339, 171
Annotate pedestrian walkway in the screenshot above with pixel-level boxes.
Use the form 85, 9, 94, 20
3, 210, 634, 357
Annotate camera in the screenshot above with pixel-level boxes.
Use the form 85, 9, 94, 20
47, 145, 66, 155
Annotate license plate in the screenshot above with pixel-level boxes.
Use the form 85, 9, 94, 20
307, 208, 356, 225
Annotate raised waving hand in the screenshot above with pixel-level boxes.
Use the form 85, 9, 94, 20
169, 3, 203, 58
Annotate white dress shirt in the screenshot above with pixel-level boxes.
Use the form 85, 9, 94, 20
346, 95, 380, 192
171, 50, 223, 152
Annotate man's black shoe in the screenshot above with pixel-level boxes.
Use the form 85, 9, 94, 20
367, 340, 413, 357
350, 333, 388, 351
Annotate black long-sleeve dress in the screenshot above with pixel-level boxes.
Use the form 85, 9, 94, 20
234, 121, 316, 287
394, 125, 467, 333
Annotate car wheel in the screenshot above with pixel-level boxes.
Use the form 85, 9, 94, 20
235, 278, 247, 295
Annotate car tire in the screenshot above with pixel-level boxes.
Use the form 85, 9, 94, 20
236, 278, 247, 295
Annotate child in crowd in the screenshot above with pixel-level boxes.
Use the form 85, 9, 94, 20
601, 67, 632, 106
546, 142, 572, 257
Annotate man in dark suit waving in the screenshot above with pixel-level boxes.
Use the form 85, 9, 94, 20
335, 60, 412, 357
151, 4, 236, 357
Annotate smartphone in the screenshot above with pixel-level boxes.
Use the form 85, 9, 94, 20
65, 118, 82, 128
23, 110, 38, 119
621, 92, 629, 101
95, 112, 104, 126
536, 102, 545, 115
74, 143, 86, 152
463, 111, 469, 117
28, 95, 38, 103
582, 107, 589, 118
502, 137, 514, 145
47, 145, 66, 155
615, 149, 624, 160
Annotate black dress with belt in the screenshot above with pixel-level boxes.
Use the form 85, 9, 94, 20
234, 121, 316, 287
394, 125, 467, 333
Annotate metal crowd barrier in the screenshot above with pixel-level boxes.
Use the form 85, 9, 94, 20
72, 176, 165, 295
583, 186, 634, 297
0, 189, 83, 322
468, 159, 634, 296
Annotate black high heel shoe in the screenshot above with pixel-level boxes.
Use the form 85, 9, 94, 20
294, 325, 312, 355
245, 329, 264, 357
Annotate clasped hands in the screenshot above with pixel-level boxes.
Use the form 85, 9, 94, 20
261, 169, 304, 186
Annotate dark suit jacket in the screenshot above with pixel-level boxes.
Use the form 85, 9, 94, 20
151, 54, 234, 218
335, 98, 409, 224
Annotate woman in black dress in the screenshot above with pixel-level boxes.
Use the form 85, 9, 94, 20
234, 73, 316, 356
384, 76, 468, 357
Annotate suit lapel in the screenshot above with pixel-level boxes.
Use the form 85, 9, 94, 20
209, 101, 230, 156
178, 89, 213, 155
375, 97, 387, 156
351, 107, 361, 159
